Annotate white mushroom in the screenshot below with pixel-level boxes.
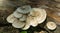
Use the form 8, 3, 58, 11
22, 16, 38, 30
12, 20, 25, 28
22, 8, 47, 30
16, 5, 32, 14
6, 14, 17, 23
7, 8, 47, 30
29, 8, 47, 24
22, 17, 33, 30
13, 11, 23, 18
19, 15, 27, 21
46, 21, 57, 30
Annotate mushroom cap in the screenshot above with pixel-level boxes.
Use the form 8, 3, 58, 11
12, 20, 25, 28
22, 24, 30, 30
26, 16, 39, 27
22, 20, 31, 30
16, 5, 32, 14
19, 15, 27, 21
13, 11, 23, 18
6, 14, 17, 23
29, 8, 47, 24
46, 22, 57, 30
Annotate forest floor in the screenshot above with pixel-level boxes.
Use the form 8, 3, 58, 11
0, 0, 60, 33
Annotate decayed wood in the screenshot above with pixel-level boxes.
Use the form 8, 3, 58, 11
46, 9, 60, 25
0, 26, 19, 33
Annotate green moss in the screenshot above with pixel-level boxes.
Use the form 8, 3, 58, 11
20, 31, 27, 33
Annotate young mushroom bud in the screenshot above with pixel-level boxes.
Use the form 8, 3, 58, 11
12, 20, 25, 28
46, 21, 57, 30
16, 5, 32, 14
13, 11, 23, 18
6, 14, 17, 23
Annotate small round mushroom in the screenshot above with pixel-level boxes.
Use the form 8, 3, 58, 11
46, 21, 57, 30
29, 8, 47, 24
6, 14, 17, 23
12, 20, 25, 28
16, 5, 32, 14
19, 15, 27, 21
13, 11, 23, 18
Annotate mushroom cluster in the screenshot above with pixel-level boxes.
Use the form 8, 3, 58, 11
6, 5, 47, 30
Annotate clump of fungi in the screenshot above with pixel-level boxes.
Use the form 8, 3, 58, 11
6, 5, 57, 30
